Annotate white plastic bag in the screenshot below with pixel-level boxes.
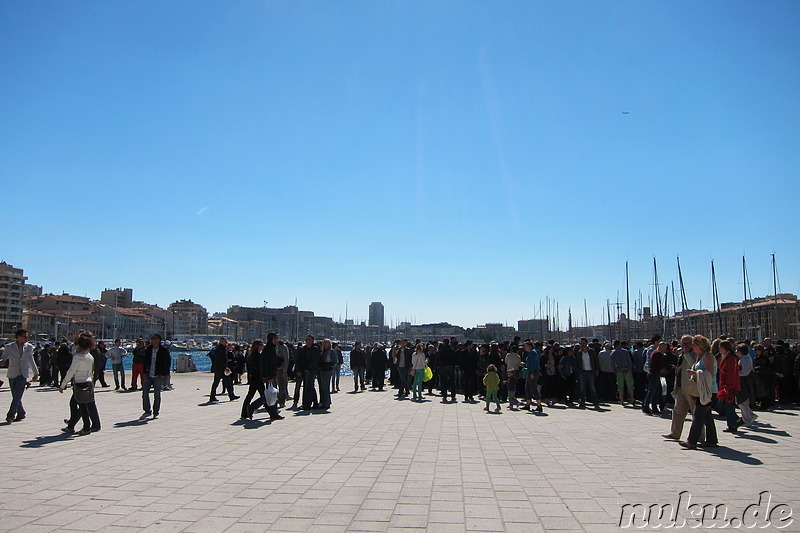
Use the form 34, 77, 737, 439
660, 376, 668, 395
265, 383, 278, 407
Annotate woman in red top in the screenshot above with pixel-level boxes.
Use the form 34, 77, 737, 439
717, 340, 741, 434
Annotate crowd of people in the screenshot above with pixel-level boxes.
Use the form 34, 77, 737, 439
2, 329, 172, 434
4, 327, 799, 445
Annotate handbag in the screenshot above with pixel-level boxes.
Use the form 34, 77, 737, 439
423, 365, 433, 382
73, 381, 94, 404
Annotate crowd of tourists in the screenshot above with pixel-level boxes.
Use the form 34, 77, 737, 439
4, 326, 799, 446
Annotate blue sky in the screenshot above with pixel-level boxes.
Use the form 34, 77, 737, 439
2, 1, 799, 329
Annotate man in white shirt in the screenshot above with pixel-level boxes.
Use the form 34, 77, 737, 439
106, 339, 128, 390
4, 329, 38, 423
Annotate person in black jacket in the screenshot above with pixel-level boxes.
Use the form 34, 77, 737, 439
350, 342, 367, 392
460, 340, 479, 402
242, 335, 284, 421
140, 333, 171, 420
209, 338, 238, 402
370, 344, 388, 391
296, 335, 321, 410
55, 341, 73, 387
437, 338, 458, 402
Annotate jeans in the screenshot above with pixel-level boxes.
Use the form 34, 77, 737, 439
397, 367, 410, 396
302, 371, 318, 409
112, 363, 126, 389
318, 370, 333, 409
352, 367, 366, 390
332, 363, 341, 390
6, 375, 28, 421
643, 374, 663, 411
721, 398, 738, 430
142, 374, 163, 416
525, 374, 541, 403
66, 394, 101, 431
687, 397, 717, 445
579, 370, 598, 406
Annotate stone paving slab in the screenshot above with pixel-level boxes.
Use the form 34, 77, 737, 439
1, 373, 797, 532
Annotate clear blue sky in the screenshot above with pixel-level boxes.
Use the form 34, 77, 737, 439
2, 1, 799, 329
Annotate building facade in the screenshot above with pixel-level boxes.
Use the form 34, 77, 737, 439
369, 302, 384, 328
101, 288, 133, 308
167, 299, 209, 338
0, 261, 28, 336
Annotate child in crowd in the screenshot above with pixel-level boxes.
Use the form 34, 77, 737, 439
483, 364, 501, 413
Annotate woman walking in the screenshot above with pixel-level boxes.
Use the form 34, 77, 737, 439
680, 335, 718, 450
411, 343, 427, 401
60, 332, 101, 435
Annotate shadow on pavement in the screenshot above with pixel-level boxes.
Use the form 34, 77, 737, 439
113, 419, 149, 428
20, 433, 75, 448
232, 418, 273, 429
703, 446, 762, 465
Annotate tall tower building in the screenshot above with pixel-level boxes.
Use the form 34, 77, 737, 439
368, 302, 384, 328
0, 261, 27, 336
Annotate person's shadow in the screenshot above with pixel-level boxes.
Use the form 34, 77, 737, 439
703, 446, 762, 465
20, 433, 75, 448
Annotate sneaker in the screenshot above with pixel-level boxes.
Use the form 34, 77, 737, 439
139, 412, 151, 420
77, 428, 91, 436
229, 395, 240, 401
14, 415, 26, 422
152, 414, 159, 419
61, 427, 75, 434
209, 397, 219, 402
270, 415, 285, 420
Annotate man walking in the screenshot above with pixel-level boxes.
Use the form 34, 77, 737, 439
140, 333, 171, 420
4, 329, 38, 423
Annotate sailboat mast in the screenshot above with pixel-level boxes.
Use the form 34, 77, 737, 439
711, 261, 722, 338
677, 256, 690, 333
772, 253, 779, 338
626, 262, 631, 342
653, 257, 662, 318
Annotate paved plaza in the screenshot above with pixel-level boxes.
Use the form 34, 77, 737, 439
1, 372, 797, 532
